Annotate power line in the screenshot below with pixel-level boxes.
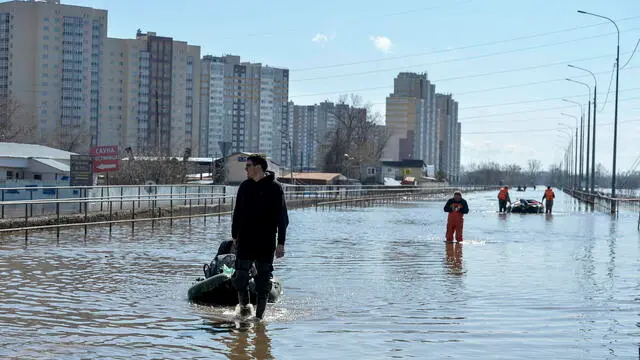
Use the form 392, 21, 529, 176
292, 65, 638, 101
460, 86, 640, 110
598, 62, 616, 113
292, 15, 640, 72
462, 117, 640, 135
215, 0, 473, 41
460, 95, 640, 121
620, 37, 640, 69
291, 32, 635, 82
292, 52, 618, 84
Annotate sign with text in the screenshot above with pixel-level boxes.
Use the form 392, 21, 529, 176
90, 145, 120, 173
90, 145, 118, 157
70, 155, 93, 186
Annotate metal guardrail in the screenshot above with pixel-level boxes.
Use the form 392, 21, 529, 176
563, 188, 640, 215
0, 184, 496, 239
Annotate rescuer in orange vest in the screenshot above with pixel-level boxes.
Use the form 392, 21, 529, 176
444, 191, 469, 243
542, 186, 555, 214
497, 186, 511, 213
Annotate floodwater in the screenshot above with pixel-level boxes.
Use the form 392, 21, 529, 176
0, 190, 638, 359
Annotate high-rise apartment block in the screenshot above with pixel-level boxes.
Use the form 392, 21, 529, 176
383, 73, 437, 164
103, 31, 201, 156
383, 72, 460, 181
436, 93, 461, 182
0, 0, 107, 150
0, 0, 202, 156
289, 101, 360, 171
198, 55, 290, 165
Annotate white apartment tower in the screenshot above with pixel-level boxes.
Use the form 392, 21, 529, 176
199, 55, 289, 165
0, 0, 107, 151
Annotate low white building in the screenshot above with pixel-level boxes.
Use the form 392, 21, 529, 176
213, 152, 281, 185
0, 142, 76, 183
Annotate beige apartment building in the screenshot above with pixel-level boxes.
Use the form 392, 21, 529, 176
0, 0, 201, 156
0, 0, 107, 151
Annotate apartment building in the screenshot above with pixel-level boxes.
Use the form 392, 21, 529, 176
0, 0, 107, 151
199, 55, 289, 164
436, 93, 461, 182
382, 72, 437, 165
103, 31, 201, 156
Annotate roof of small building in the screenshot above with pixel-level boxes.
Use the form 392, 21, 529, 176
381, 159, 426, 168
0, 142, 77, 159
279, 172, 346, 181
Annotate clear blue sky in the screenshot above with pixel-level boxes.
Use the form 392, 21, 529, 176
67, 0, 640, 172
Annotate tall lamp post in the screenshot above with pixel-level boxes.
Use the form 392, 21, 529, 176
558, 124, 578, 190
562, 99, 585, 189
557, 129, 574, 188
567, 79, 595, 191
578, 10, 620, 212
560, 113, 580, 189
567, 71, 597, 194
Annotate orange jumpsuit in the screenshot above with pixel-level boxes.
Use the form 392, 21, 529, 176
444, 197, 469, 242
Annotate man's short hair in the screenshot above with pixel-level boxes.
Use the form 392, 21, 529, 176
247, 154, 268, 172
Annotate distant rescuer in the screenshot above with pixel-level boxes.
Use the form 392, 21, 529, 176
542, 186, 556, 214
497, 186, 511, 213
231, 154, 289, 320
443, 191, 469, 243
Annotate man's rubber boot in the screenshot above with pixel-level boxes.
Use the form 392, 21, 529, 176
238, 291, 252, 317
255, 296, 268, 320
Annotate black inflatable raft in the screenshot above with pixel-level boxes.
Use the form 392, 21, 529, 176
188, 273, 283, 306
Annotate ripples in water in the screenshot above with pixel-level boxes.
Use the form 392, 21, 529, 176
0, 190, 638, 359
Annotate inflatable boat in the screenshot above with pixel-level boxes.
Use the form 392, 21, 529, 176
187, 254, 283, 306
508, 199, 544, 214
188, 273, 283, 306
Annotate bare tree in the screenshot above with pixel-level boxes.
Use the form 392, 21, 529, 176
527, 159, 542, 185
0, 97, 36, 143
320, 94, 391, 178
107, 150, 191, 185
40, 125, 92, 154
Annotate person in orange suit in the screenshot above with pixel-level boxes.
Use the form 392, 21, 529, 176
443, 191, 469, 243
542, 186, 555, 214
497, 186, 511, 213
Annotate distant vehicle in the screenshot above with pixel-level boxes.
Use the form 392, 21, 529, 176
508, 199, 544, 214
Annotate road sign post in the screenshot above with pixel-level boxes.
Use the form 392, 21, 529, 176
70, 155, 93, 187
91, 145, 121, 174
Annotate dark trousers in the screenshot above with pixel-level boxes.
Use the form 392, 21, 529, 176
498, 200, 507, 212
231, 258, 273, 305
545, 199, 554, 213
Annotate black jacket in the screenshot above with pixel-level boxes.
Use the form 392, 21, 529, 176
443, 198, 469, 214
231, 171, 289, 262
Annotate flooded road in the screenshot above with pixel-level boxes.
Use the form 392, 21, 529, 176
1, 190, 638, 359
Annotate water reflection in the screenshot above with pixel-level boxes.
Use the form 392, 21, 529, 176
444, 243, 463, 276
204, 320, 273, 360
1, 190, 639, 358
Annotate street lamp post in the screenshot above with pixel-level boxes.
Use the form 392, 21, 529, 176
558, 125, 578, 190
557, 130, 573, 189
565, 77, 593, 193
578, 10, 620, 212
567, 68, 597, 194
278, 129, 294, 185
562, 100, 584, 189
560, 114, 580, 189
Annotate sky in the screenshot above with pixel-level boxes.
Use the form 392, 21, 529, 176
65, 0, 640, 172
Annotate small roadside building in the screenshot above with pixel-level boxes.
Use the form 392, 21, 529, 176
212, 152, 281, 184
0, 142, 76, 183
278, 172, 348, 185
380, 159, 427, 183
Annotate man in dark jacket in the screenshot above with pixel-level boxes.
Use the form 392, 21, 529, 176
231, 154, 289, 319
443, 191, 469, 243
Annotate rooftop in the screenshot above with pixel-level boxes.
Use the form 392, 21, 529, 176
0, 142, 77, 160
